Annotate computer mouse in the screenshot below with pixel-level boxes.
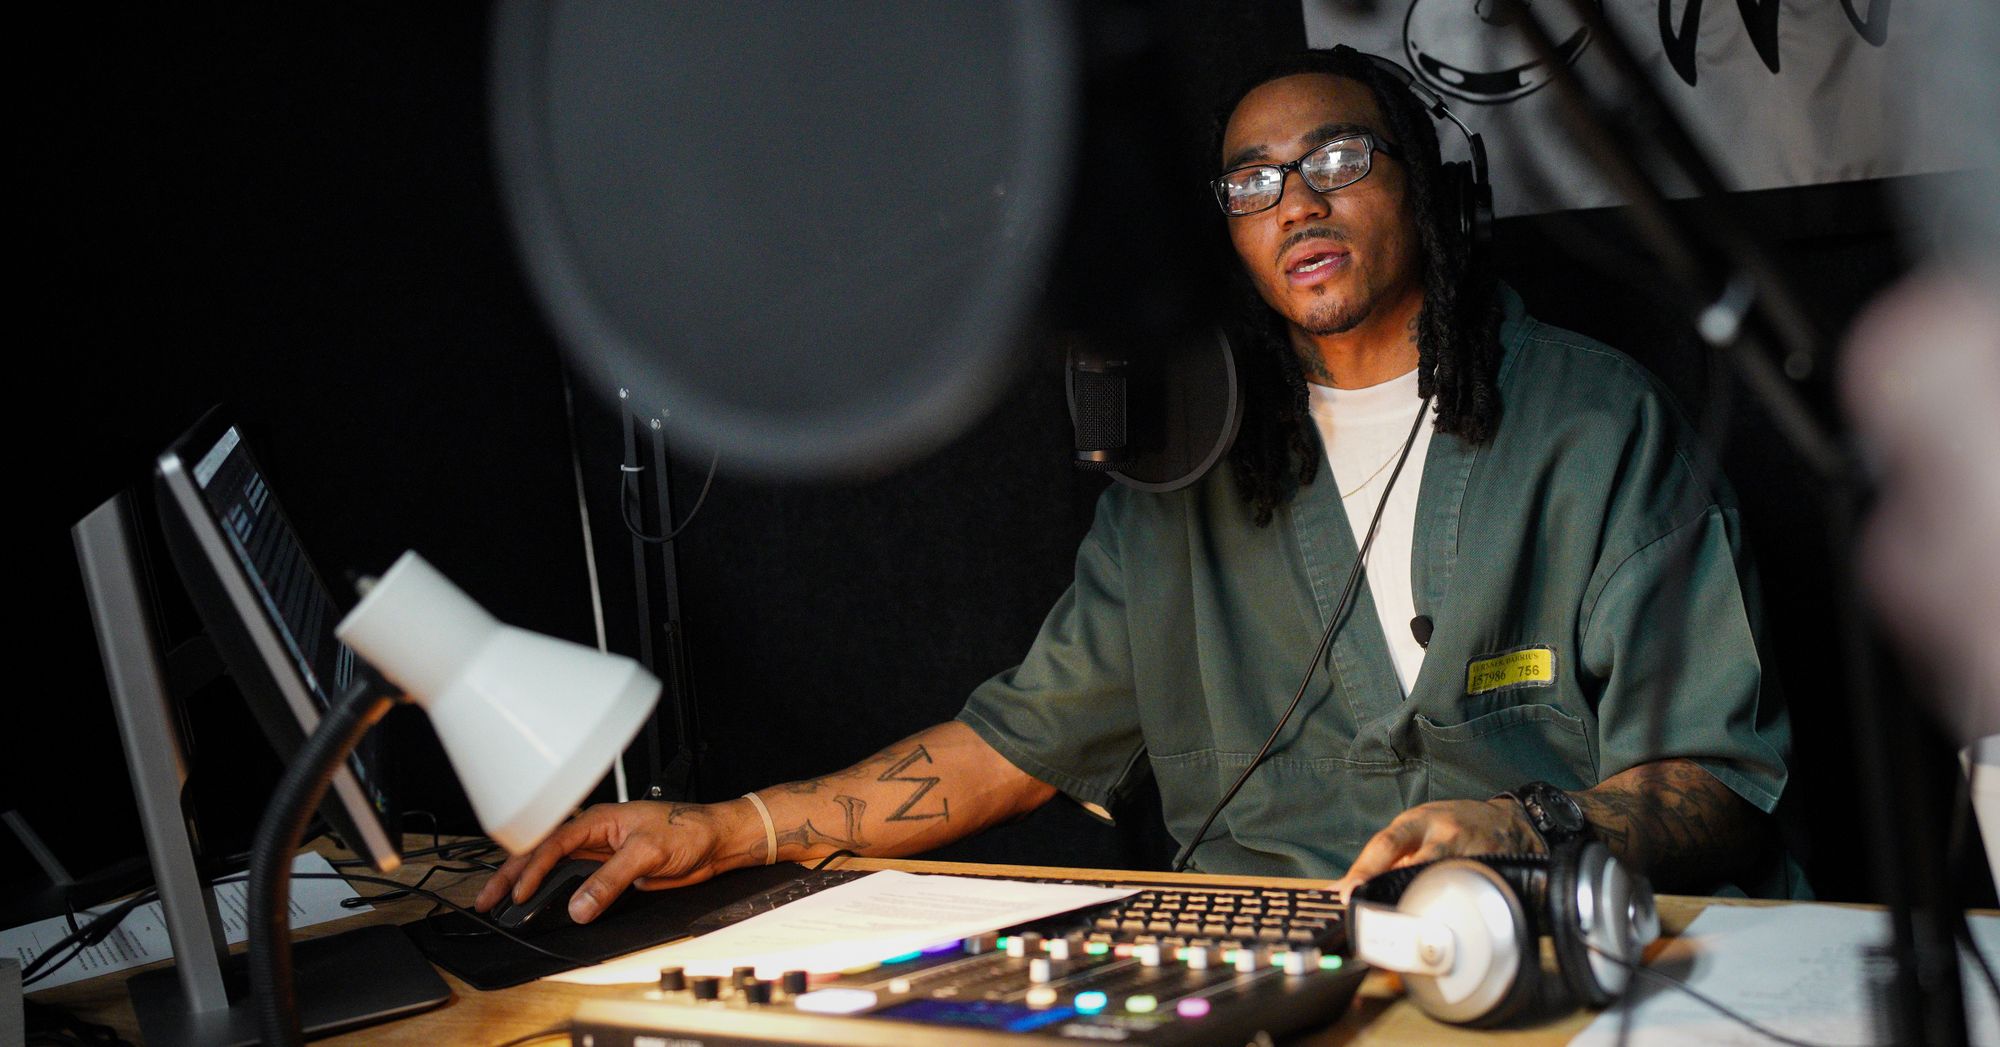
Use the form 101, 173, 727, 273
489, 858, 604, 933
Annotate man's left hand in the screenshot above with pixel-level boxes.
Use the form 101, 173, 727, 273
1331, 798, 1544, 899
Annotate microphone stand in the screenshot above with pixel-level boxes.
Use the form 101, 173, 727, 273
1501, 2, 1969, 1043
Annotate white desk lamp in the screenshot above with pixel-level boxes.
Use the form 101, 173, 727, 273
248, 551, 658, 1045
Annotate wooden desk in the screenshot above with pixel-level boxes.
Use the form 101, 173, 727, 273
30, 841, 1799, 1046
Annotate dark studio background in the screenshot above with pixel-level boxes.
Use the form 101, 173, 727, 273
8, 4, 1982, 921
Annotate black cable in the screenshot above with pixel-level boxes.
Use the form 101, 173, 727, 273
20, 891, 157, 986
486, 1026, 572, 1047
619, 448, 720, 544
281, 871, 602, 968
1587, 941, 1884, 1047
1171, 396, 1433, 873
814, 849, 859, 871
17, 835, 506, 989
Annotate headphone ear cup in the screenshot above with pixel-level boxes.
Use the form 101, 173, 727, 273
1546, 841, 1614, 1007
1394, 860, 1540, 1026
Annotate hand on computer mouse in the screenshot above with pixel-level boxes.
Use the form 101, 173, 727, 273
475, 800, 750, 923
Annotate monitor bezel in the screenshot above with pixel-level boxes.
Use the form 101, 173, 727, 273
153, 407, 400, 872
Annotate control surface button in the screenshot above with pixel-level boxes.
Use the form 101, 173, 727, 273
794, 988, 880, 1015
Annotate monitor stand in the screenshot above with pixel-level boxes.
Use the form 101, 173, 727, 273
73, 493, 450, 1047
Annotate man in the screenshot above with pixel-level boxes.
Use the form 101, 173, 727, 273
478, 47, 1799, 926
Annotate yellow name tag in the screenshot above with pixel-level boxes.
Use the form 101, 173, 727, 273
1465, 646, 1556, 695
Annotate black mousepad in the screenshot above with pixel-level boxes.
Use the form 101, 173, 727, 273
407, 863, 812, 990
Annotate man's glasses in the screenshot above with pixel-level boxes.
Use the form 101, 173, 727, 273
1211, 133, 1398, 217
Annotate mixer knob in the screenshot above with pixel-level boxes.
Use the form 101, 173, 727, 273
657, 967, 686, 992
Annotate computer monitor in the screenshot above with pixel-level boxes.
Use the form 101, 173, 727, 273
152, 408, 399, 871
72, 408, 447, 1045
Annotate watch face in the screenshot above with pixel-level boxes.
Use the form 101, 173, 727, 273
1547, 796, 1586, 833
1525, 784, 1585, 836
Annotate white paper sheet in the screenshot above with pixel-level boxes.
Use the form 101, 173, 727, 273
1571, 904, 2000, 1046
4, 852, 366, 992
547, 869, 1137, 985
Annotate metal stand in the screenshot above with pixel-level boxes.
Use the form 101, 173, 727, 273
72, 493, 447, 1046
619, 387, 702, 801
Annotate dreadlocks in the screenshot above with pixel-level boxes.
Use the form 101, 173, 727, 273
1218, 47, 1503, 526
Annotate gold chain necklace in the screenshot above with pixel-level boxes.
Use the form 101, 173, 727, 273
1338, 401, 1428, 499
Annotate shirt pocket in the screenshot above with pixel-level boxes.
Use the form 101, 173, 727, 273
1149, 749, 1423, 876
1413, 703, 1596, 803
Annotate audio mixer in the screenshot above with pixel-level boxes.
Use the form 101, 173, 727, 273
569, 871, 1367, 1046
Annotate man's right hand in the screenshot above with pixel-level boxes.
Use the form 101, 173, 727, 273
474, 799, 747, 923
472, 721, 1056, 924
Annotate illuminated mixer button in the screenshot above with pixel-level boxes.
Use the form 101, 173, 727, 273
1029, 958, 1053, 984
1234, 949, 1259, 973
794, 988, 880, 1015
1185, 946, 1213, 971
1073, 990, 1109, 1014
888, 977, 913, 994
1025, 986, 1060, 1009
657, 967, 685, 992
1282, 950, 1311, 976
1006, 936, 1028, 959
1136, 943, 1163, 968
1047, 936, 1074, 960
1176, 998, 1212, 1019
1125, 994, 1159, 1014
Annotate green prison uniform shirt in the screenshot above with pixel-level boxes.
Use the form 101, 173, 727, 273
958, 288, 1805, 898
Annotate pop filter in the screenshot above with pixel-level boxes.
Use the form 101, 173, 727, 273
489, 2, 1077, 477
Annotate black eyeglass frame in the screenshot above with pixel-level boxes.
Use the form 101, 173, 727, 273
1210, 132, 1400, 217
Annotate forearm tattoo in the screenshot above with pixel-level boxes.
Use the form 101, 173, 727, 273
774, 794, 870, 857
1573, 759, 1763, 889
760, 743, 954, 860
878, 745, 950, 823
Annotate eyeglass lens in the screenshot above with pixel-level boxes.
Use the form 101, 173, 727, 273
1219, 138, 1372, 215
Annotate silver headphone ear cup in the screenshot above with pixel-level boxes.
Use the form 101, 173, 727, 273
1396, 860, 1538, 1025
1547, 841, 1610, 1007
1561, 841, 1660, 1005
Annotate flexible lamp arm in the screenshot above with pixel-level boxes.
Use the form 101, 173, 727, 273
248, 674, 399, 1047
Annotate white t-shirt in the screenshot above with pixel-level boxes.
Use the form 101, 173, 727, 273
1306, 368, 1434, 696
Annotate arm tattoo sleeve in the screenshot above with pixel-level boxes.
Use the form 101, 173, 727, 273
1573, 759, 1766, 890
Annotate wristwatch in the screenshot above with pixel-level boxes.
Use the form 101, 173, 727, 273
1497, 781, 1594, 849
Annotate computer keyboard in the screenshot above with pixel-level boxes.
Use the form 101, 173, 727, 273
688, 867, 1346, 952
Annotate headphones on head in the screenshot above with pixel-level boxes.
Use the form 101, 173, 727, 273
1332, 45, 1494, 254
1346, 840, 1660, 1026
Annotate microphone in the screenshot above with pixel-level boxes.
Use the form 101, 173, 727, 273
1411, 615, 1434, 649
1066, 326, 1242, 493
1068, 345, 1130, 472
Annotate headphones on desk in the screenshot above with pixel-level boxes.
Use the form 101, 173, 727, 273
1346, 840, 1660, 1026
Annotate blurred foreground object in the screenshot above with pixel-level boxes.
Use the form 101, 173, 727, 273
489, 2, 1076, 477
1840, 270, 2000, 746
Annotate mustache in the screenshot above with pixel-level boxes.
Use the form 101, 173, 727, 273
1276, 226, 1348, 266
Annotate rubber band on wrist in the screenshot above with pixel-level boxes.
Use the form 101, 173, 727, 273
742, 792, 777, 865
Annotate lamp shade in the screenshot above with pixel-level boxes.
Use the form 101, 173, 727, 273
335, 551, 659, 853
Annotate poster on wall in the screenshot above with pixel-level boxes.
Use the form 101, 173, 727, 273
1302, 1, 1977, 218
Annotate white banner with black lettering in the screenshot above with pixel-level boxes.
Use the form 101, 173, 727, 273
1303, 1, 1977, 217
